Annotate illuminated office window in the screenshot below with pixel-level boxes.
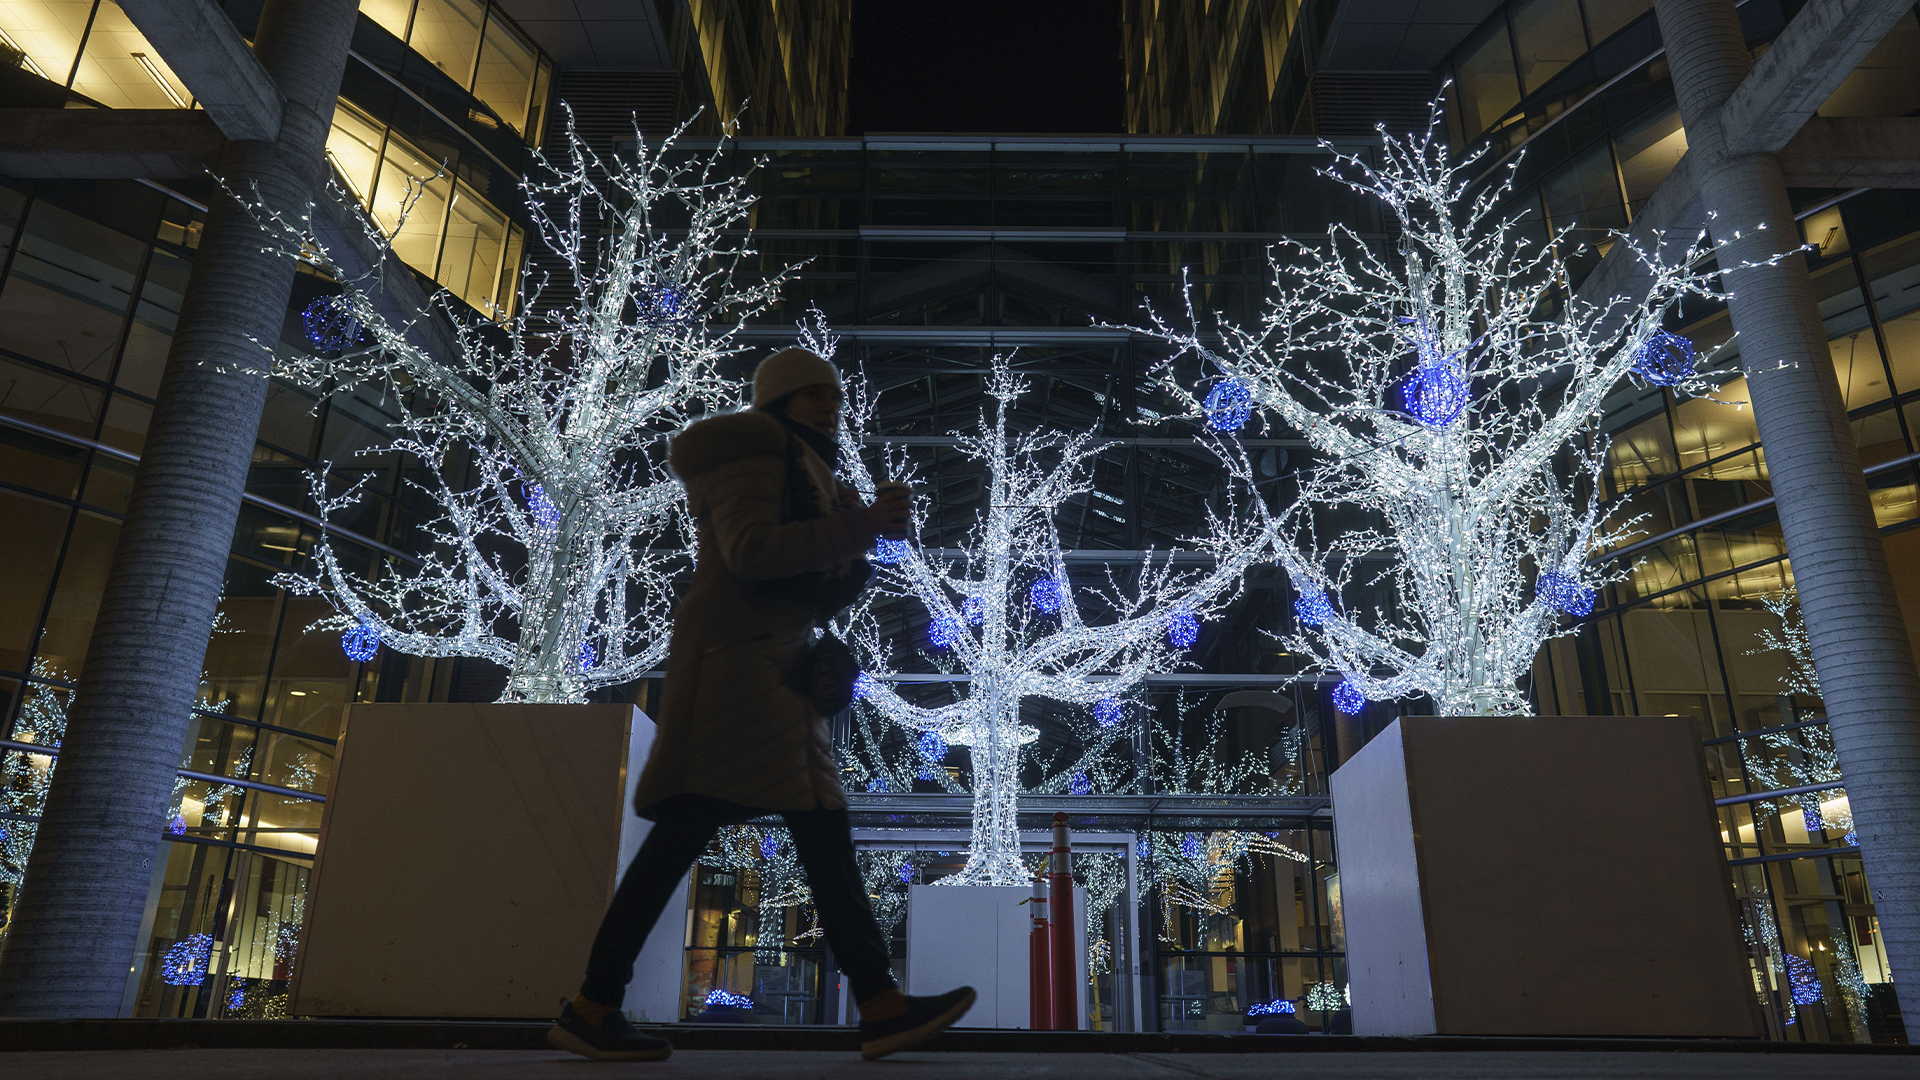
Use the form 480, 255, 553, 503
359, 0, 414, 40
407, 0, 484, 89
437, 179, 509, 318
472, 10, 536, 136
326, 101, 386, 207
371, 131, 451, 278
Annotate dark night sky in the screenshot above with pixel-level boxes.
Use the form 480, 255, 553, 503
847, 1, 1123, 134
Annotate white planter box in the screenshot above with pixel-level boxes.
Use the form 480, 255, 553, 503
292, 703, 685, 1019
1331, 715, 1759, 1037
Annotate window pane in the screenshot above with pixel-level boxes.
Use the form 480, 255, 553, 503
494, 223, 523, 321
526, 55, 552, 147
1510, 0, 1585, 96
117, 248, 190, 401
358, 0, 413, 40
0, 490, 70, 673
1673, 379, 1763, 479
436, 180, 507, 317
471, 10, 536, 135
1613, 105, 1686, 220
0, 0, 92, 86
32, 508, 119, 675
326, 101, 386, 209
0, 199, 144, 380
371, 132, 451, 275
1581, 0, 1653, 46
406, 0, 483, 88
1453, 20, 1521, 138
1864, 234, 1920, 396
1540, 141, 1627, 249
69, 1, 193, 109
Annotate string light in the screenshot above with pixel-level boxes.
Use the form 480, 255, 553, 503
341, 621, 380, 663
1248, 999, 1296, 1015
840, 358, 1261, 885
1293, 591, 1335, 628
704, 989, 753, 1009
1165, 608, 1200, 649
1536, 570, 1596, 617
1633, 330, 1697, 386
161, 934, 214, 987
1029, 577, 1066, 616
963, 594, 986, 626
1785, 954, 1823, 1005
300, 295, 359, 352
252, 112, 773, 704
1205, 379, 1252, 432
1332, 681, 1366, 715
1307, 981, 1346, 1011
918, 730, 948, 763
1140, 111, 1730, 717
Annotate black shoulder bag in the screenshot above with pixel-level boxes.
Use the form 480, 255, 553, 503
757, 434, 870, 714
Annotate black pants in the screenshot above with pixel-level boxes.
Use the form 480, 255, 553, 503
579, 793, 899, 1008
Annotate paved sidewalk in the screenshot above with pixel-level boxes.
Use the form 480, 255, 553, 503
9, 1049, 1920, 1079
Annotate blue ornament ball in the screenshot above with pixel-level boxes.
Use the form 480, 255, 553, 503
1294, 591, 1336, 627
963, 594, 987, 626
639, 286, 689, 327
1136, 838, 1150, 858
760, 835, 779, 859
897, 862, 915, 884
873, 538, 910, 564
1205, 379, 1253, 432
1030, 577, 1067, 616
1069, 771, 1092, 795
928, 614, 959, 651
853, 671, 877, 701
1537, 570, 1596, 617
301, 295, 360, 352
1633, 330, 1697, 386
577, 640, 597, 673
1332, 681, 1366, 715
1404, 362, 1470, 426
341, 621, 380, 662
527, 484, 561, 532
918, 729, 948, 762
1181, 833, 1201, 858
1166, 608, 1200, 649
1093, 697, 1123, 727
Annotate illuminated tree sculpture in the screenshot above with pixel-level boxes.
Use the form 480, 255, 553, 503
842, 357, 1262, 885
1145, 119, 1734, 716
252, 114, 785, 703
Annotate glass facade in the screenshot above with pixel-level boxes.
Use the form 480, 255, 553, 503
1439, 0, 1920, 1044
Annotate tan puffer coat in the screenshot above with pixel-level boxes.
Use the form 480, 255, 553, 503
631, 410, 874, 817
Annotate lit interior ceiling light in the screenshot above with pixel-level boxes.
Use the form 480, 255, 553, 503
0, 28, 47, 79
131, 52, 190, 109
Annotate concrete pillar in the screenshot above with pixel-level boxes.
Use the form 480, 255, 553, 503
1656, 0, 1920, 1022
0, 0, 360, 1016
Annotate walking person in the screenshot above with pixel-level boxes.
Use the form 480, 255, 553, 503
548, 347, 976, 1062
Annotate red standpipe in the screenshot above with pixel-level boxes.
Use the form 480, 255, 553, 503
1028, 873, 1052, 1030
1049, 812, 1077, 1030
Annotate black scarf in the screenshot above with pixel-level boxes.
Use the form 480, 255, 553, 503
764, 405, 841, 472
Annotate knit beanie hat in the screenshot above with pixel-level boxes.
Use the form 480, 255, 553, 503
753, 347, 842, 408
